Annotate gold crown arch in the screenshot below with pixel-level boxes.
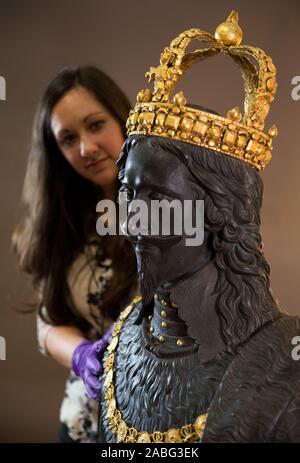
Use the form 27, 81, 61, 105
127, 11, 278, 171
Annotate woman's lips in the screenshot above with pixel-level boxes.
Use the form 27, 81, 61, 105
87, 157, 109, 171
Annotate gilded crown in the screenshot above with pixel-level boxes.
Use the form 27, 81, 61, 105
126, 11, 278, 171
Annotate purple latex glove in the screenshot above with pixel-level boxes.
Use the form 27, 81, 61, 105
71, 324, 113, 400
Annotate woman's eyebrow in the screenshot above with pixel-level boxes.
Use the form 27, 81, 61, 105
82, 111, 105, 123
58, 128, 71, 136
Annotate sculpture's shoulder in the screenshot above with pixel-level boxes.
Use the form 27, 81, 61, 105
224, 314, 300, 394
241, 314, 300, 378
203, 314, 300, 443
256, 315, 300, 442
232, 314, 300, 401
270, 384, 300, 442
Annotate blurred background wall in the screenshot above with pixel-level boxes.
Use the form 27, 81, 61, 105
0, 0, 299, 442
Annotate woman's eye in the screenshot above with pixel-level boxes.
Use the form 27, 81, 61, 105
89, 120, 104, 132
60, 135, 76, 147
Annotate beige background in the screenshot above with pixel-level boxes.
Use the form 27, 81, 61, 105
0, 0, 299, 442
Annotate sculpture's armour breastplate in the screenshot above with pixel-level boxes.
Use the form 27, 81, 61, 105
98, 303, 232, 443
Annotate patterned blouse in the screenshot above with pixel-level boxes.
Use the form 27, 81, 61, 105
37, 239, 132, 442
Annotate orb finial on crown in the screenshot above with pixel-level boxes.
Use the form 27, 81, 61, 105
215, 10, 243, 47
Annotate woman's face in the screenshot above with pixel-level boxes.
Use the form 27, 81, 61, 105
50, 86, 124, 189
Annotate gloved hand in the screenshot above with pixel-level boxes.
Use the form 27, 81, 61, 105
71, 324, 113, 400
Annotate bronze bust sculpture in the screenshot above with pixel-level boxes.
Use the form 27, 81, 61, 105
98, 12, 300, 443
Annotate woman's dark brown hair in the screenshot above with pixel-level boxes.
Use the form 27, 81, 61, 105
12, 65, 137, 332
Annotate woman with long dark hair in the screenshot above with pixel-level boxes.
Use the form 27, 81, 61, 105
12, 66, 137, 442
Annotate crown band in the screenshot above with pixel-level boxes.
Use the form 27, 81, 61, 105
127, 101, 275, 171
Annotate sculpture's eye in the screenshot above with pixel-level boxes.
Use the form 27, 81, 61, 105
149, 192, 168, 201
118, 186, 134, 204
149, 192, 162, 201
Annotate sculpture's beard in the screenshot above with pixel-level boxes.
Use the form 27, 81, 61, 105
136, 246, 163, 305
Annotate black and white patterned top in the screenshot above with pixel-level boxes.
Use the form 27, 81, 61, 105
37, 239, 116, 443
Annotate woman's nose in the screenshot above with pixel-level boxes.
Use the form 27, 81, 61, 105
79, 136, 98, 158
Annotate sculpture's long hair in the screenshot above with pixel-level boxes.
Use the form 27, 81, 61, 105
118, 135, 280, 350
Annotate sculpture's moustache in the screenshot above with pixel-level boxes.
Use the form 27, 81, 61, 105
130, 234, 181, 249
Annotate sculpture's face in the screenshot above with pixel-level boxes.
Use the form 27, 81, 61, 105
120, 141, 207, 301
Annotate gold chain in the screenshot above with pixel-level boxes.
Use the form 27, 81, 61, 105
103, 296, 208, 443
